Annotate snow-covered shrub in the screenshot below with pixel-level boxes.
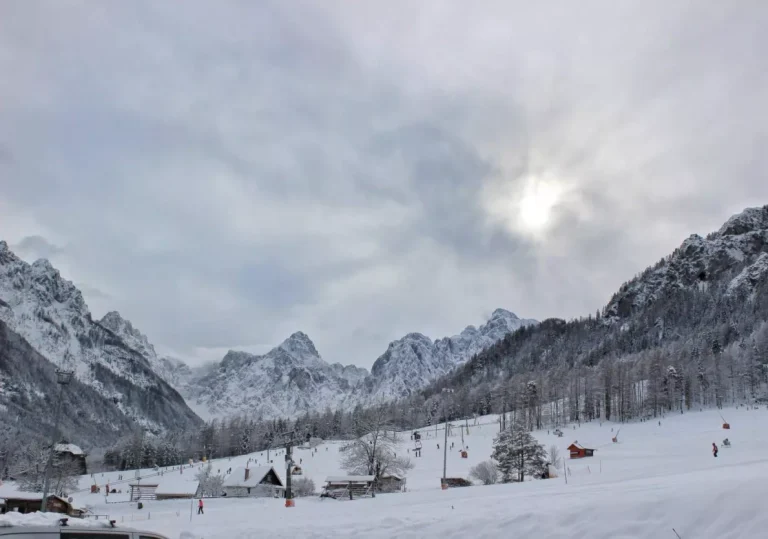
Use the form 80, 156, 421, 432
292, 477, 316, 497
469, 460, 499, 485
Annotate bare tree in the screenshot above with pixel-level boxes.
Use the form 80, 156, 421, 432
548, 445, 561, 469
469, 460, 499, 485
340, 414, 413, 483
292, 477, 316, 497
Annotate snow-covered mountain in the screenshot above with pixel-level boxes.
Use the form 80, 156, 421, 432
182, 332, 368, 420
0, 318, 136, 445
605, 205, 768, 318
99, 311, 194, 388
183, 310, 537, 419
0, 240, 537, 423
364, 308, 538, 401
0, 241, 201, 432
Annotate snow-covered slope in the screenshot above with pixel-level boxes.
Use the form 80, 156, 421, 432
0, 241, 201, 432
183, 332, 368, 420
606, 205, 768, 318
365, 309, 537, 401
52, 407, 768, 539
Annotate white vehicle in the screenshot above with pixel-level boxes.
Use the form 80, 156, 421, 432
0, 523, 169, 539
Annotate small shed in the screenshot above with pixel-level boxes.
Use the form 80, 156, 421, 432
1, 494, 83, 516
321, 476, 374, 500
155, 476, 201, 500
129, 483, 159, 501
222, 466, 284, 498
567, 442, 595, 459
377, 473, 404, 493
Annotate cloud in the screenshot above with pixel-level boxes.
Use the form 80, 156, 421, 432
12, 235, 64, 260
1, 0, 767, 368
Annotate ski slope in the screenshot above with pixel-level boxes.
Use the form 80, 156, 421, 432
14, 407, 768, 538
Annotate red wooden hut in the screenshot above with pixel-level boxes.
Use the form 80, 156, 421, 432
567, 442, 595, 459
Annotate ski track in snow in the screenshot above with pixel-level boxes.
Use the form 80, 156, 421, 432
6, 408, 767, 539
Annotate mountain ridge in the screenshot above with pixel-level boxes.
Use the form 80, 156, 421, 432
0, 241, 201, 433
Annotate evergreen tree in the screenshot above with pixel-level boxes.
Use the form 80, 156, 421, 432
491, 419, 548, 483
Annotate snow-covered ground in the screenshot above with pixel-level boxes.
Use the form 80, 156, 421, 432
5, 407, 768, 538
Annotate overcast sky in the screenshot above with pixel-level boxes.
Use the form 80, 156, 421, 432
1, 1, 766, 369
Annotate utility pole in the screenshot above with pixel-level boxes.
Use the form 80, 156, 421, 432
274, 430, 306, 507
441, 388, 454, 489
41, 369, 73, 512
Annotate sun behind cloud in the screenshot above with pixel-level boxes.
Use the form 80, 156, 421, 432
483, 171, 568, 240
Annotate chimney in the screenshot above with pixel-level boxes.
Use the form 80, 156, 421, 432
244, 468, 250, 481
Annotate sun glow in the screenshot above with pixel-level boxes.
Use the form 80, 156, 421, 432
516, 177, 563, 234
481, 172, 568, 240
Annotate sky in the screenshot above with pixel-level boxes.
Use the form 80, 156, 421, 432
1, 1, 767, 369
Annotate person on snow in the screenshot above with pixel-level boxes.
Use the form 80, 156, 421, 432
712, 442, 719, 457
197, 498, 204, 514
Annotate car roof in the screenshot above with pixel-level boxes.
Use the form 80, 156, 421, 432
0, 525, 153, 534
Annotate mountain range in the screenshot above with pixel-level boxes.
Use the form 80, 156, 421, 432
0, 239, 536, 430
3, 204, 766, 446
175, 308, 536, 419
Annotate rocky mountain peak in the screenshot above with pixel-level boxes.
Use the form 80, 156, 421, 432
491, 308, 519, 320
99, 311, 158, 360
279, 331, 321, 362
367, 309, 538, 401
606, 205, 768, 318
718, 205, 768, 237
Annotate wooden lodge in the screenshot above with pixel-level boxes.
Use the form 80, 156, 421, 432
1, 494, 84, 517
567, 442, 595, 459
222, 466, 284, 498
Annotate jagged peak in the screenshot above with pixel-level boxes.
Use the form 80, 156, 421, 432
0, 240, 9, 252
490, 308, 519, 320
101, 310, 131, 329
718, 205, 768, 237
392, 332, 432, 346
31, 258, 56, 272
279, 331, 321, 359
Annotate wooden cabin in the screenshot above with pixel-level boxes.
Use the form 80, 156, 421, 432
567, 442, 595, 459
54, 442, 87, 475
377, 473, 405, 493
222, 466, 284, 498
129, 482, 159, 501
320, 475, 374, 499
1, 494, 84, 517
155, 476, 201, 500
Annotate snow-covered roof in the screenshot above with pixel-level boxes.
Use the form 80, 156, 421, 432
222, 466, 282, 488
55, 443, 84, 456
155, 476, 200, 496
0, 484, 84, 511
325, 475, 375, 483
0, 512, 108, 528
568, 442, 594, 450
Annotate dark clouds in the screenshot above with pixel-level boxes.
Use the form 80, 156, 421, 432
1, 0, 767, 367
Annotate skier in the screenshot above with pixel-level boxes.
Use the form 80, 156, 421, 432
712, 442, 719, 458
197, 498, 204, 514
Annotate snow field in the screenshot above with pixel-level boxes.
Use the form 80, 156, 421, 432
64, 407, 768, 538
